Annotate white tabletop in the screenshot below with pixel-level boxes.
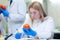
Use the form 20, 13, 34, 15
8, 37, 60, 40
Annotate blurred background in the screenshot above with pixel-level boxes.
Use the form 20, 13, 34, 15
0, 0, 60, 39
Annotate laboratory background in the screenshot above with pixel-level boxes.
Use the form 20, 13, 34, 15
0, 0, 60, 40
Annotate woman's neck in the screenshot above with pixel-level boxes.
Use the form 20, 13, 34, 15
33, 19, 41, 23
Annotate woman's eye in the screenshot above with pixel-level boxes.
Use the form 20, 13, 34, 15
33, 12, 37, 14
29, 12, 37, 15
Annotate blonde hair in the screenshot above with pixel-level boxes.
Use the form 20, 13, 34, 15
29, 1, 47, 22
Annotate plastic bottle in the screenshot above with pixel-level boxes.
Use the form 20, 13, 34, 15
0, 30, 4, 40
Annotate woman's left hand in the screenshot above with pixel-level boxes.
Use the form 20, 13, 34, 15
23, 28, 37, 37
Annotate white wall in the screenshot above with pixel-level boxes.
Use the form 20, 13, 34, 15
0, 0, 10, 7
48, 0, 60, 27
32, 0, 43, 4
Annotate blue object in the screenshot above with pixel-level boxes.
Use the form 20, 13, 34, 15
10, 0, 13, 5
0, 8, 9, 17
23, 28, 37, 37
0, 11, 1, 13
0, 8, 3, 13
23, 28, 31, 35
15, 33, 22, 39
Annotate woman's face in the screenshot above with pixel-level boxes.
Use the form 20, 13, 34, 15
29, 8, 40, 20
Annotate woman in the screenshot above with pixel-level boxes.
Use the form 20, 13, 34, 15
16, 1, 54, 40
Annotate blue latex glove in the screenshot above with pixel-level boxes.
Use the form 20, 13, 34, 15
15, 33, 22, 39
0, 8, 9, 17
0, 10, 2, 13
23, 28, 37, 37
0, 8, 2, 13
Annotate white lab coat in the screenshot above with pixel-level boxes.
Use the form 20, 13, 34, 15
18, 14, 54, 40
7, 0, 26, 40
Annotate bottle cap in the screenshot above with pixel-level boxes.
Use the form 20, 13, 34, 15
23, 24, 30, 29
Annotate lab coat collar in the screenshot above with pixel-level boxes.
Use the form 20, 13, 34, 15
33, 19, 42, 23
